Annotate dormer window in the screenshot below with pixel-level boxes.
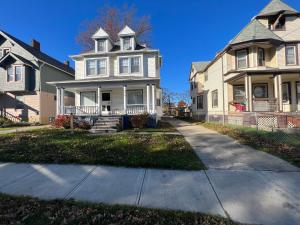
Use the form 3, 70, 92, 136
268, 15, 286, 30
97, 40, 106, 52
123, 37, 132, 50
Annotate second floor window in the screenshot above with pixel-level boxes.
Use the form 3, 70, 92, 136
119, 57, 141, 74
257, 48, 265, 66
7, 65, 22, 82
212, 90, 218, 108
236, 49, 248, 69
86, 59, 107, 76
97, 40, 106, 52
286, 45, 297, 65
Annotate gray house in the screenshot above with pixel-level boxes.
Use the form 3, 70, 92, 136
0, 30, 74, 124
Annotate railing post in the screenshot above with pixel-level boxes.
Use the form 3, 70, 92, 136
98, 86, 101, 116
146, 84, 150, 113
60, 88, 65, 115
151, 84, 156, 114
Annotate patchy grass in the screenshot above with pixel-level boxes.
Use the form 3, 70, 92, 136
128, 121, 178, 133
0, 194, 240, 225
0, 129, 204, 170
199, 122, 300, 167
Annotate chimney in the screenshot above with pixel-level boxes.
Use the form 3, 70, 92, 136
31, 39, 40, 51
64, 61, 70, 66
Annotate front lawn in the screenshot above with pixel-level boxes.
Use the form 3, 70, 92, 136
0, 129, 204, 170
128, 120, 178, 133
0, 194, 239, 225
200, 122, 300, 167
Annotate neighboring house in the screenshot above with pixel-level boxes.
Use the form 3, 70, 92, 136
0, 30, 74, 124
49, 26, 163, 119
190, 0, 300, 123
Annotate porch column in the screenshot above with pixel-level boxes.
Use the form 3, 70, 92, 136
146, 84, 150, 113
60, 88, 65, 115
151, 84, 156, 113
248, 76, 253, 112
123, 85, 127, 114
97, 86, 101, 115
56, 87, 61, 116
278, 74, 283, 111
244, 75, 249, 111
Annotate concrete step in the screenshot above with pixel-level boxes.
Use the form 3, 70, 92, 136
93, 125, 118, 129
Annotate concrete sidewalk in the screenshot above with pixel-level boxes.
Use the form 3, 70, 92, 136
0, 119, 299, 225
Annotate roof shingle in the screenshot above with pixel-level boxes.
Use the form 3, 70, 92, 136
257, 0, 298, 17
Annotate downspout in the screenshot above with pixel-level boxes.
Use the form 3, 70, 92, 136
221, 54, 226, 126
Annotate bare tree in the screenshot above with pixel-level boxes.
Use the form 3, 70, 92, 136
76, 4, 152, 51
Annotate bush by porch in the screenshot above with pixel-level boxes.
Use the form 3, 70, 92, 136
0, 129, 205, 170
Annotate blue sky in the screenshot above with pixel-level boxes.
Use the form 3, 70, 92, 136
0, 0, 299, 93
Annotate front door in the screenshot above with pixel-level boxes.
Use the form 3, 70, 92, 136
101, 92, 111, 115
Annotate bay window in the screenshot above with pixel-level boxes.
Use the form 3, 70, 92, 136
127, 90, 143, 105
86, 58, 107, 76
15, 66, 22, 81
286, 45, 297, 65
236, 49, 248, 69
257, 48, 265, 66
119, 56, 141, 74
7, 66, 14, 82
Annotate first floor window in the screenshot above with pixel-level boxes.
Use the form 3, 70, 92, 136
15, 66, 22, 81
197, 95, 204, 110
119, 57, 141, 74
80, 92, 96, 106
286, 45, 297, 65
236, 49, 248, 69
86, 58, 107, 76
253, 84, 268, 99
233, 85, 245, 102
297, 82, 300, 104
212, 90, 218, 108
282, 83, 291, 103
127, 90, 143, 105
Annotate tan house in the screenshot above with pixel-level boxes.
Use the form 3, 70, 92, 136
190, 0, 300, 125
0, 30, 74, 124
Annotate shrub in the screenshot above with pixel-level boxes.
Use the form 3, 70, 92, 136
78, 120, 91, 130
52, 115, 72, 129
130, 113, 149, 129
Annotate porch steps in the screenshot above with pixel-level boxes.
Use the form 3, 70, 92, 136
89, 116, 122, 134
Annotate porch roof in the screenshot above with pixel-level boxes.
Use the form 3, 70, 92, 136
47, 77, 160, 89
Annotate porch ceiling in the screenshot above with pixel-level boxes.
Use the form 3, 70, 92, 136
48, 77, 160, 89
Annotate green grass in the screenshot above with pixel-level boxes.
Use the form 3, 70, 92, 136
0, 127, 20, 131
128, 121, 178, 133
199, 122, 300, 167
0, 128, 205, 170
0, 194, 240, 225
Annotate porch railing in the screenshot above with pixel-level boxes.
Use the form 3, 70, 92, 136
0, 109, 22, 123
253, 99, 277, 112
63, 105, 156, 116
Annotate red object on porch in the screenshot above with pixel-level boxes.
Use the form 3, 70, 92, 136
231, 103, 246, 112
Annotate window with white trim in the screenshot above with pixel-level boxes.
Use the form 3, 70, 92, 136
212, 90, 218, 108
15, 66, 22, 81
253, 84, 268, 99
127, 90, 143, 105
236, 49, 248, 69
282, 83, 291, 102
97, 40, 106, 52
258, 48, 265, 66
123, 37, 132, 50
197, 95, 204, 110
119, 57, 141, 74
86, 58, 107, 76
286, 45, 297, 65
7, 66, 14, 82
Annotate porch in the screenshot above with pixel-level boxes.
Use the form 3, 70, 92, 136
227, 73, 300, 113
52, 78, 162, 117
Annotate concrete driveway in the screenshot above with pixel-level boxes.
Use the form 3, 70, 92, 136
0, 119, 299, 225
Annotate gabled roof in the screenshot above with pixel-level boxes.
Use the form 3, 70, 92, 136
257, 0, 298, 17
0, 52, 36, 68
192, 61, 210, 73
230, 19, 283, 45
92, 27, 110, 39
118, 25, 136, 37
0, 30, 74, 75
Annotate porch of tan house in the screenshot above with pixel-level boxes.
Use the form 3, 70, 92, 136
226, 73, 300, 113
55, 82, 161, 117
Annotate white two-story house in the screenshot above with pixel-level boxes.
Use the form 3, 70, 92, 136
50, 26, 162, 119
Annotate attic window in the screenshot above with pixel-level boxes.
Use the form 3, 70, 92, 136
97, 40, 106, 52
268, 15, 286, 30
123, 37, 132, 50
